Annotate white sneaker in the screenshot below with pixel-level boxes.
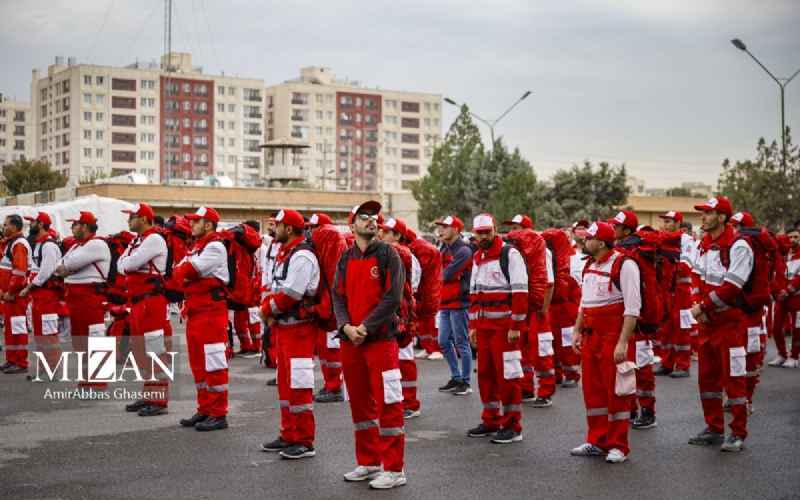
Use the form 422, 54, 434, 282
767, 356, 787, 367
343, 465, 381, 482
782, 358, 799, 368
571, 443, 605, 456
414, 350, 430, 359
605, 448, 628, 463
427, 352, 444, 360
369, 471, 407, 489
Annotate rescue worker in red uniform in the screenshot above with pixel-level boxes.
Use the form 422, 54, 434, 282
654, 211, 694, 378
378, 217, 421, 419
260, 209, 321, 460
333, 200, 408, 490
466, 213, 529, 444
228, 220, 263, 358
689, 197, 752, 452
117, 203, 171, 417
571, 221, 640, 464
307, 212, 348, 404
20, 212, 63, 375
172, 207, 230, 432
407, 226, 443, 360
55, 211, 111, 389
0, 214, 31, 374
772, 228, 800, 367
609, 210, 656, 429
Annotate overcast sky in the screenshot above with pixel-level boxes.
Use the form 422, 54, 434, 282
1, 0, 798, 189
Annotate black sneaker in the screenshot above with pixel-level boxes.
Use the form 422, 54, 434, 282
266, 377, 277, 386
688, 428, 724, 446
180, 413, 209, 427
529, 397, 552, 408
669, 370, 690, 378
279, 444, 316, 459
261, 437, 292, 452
631, 408, 657, 430
562, 379, 579, 388
438, 378, 460, 392
491, 428, 523, 444
3, 365, 26, 374
125, 399, 149, 412
453, 381, 472, 396
0, 362, 12, 371
653, 365, 673, 376
315, 390, 344, 403
195, 416, 228, 432
138, 405, 168, 417
521, 391, 536, 402
467, 423, 497, 438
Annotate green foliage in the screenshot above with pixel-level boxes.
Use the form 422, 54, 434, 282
1, 159, 67, 195
548, 161, 630, 223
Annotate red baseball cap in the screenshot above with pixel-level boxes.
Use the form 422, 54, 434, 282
24, 212, 52, 226
67, 211, 97, 225
731, 211, 755, 228
586, 221, 615, 244
502, 214, 533, 229
472, 213, 496, 232
274, 209, 305, 230
609, 210, 638, 230
694, 196, 733, 218
307, 213, 333, 227
185, 206, 220, 224
658, 210, 683, 223
122, 202, 156, 221
435, 215, 464, 231
380, 217, 407, 236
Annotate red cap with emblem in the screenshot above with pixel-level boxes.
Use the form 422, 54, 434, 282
502, 214, 533, 229
24, 212, 52, 226
609, 210, 638, 230
694, 196, 733, 218
658, 210, 683, 223
185, 206, 220, 224
122, 202, 156, 221
67, 211, 97, 225
274, 209, 305, 230
586, 221, 615, 245
435, 215, 464, 231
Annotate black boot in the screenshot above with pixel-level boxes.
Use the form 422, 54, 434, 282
196, 416, 228, 432
138, 405, 168, 417
125, 399, 149, 412
179, 413, 208, 427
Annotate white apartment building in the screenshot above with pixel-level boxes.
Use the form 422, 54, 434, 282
0, 95, 33, 166
30, 53, 264, 185
265, 67, 442, 193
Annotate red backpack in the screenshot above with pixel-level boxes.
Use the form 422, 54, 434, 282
608, 231, 665, 334
540, 229, 575, 305
721, 226, 775, 313
223, 224, 263, 306
309, 225, 348, 331
503, 229, 548, 313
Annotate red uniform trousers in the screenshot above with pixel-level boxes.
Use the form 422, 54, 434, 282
30, 288, 63, 372
476, 328, 523, 433
3, 296, 30, 368
550, 301, 581, 383
341, 338, 405, 472
232, 307, 262, 352
525, 312, 555, 398
129, 294, 171, 407
774, 304, 800, 360
186, 298, 229, 417
744, 309, 765, 403
316, 328, 343, 393
660, 285, 693, 372
398, 338, 419, 412
275, 322, 316, 447
417, 315, 440, 354
581, 304, 636, 455
697, 312, 748, 439
65, 284, 108, 389
633, 331, 656, 414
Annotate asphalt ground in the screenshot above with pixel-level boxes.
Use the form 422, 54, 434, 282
1, 320, 799, 500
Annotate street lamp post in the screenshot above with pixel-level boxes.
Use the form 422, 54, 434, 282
443, 91, 532, 151
731, 38, 800, 177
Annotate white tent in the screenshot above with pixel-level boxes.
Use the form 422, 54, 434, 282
0, 194, 134, 237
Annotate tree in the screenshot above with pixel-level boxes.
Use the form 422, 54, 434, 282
548, 161, 630, 223
412, 105, 485, 226
484, 139, 549, 225
718, 130, 800, 230
1, 159, 67, 195
665, 186, 693, 197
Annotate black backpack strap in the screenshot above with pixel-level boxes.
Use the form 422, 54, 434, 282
499, 244, 512, 285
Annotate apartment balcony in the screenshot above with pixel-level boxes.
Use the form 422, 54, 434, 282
291, 115, 306, 122
246, 112, 263, 119
290, 98, 307, 105
245, 95, 263, 102
245, 128, 263, 136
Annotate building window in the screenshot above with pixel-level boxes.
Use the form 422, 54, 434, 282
112, 96, 136, 109
112, 132, 136, 145
96, 112, 104, 121
401, 149, 419, 159
227, 103, 235, 113
401, 164, 420, 175
83, 75, 92, 86
401, 180, 417, 191
401, 101, 420, 113
111, 114, 136, 127
217, 103, 224, 113
96, 130, 104, 140
96, 148, 104, 158
401, 133, 419, 144
111, 78, 136, 91
402, 117, 420, 128
83, 130, 91, 140
84, 148, 92, 158
228, 86, 236, 96
96, 76, 105, 86
217, 85, 225, 95
84, 112, 92, 121
217, 120, 225, 130
83, 93, 92, 105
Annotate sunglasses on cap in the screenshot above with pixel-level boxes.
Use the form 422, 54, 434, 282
357, 213, 379, 222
